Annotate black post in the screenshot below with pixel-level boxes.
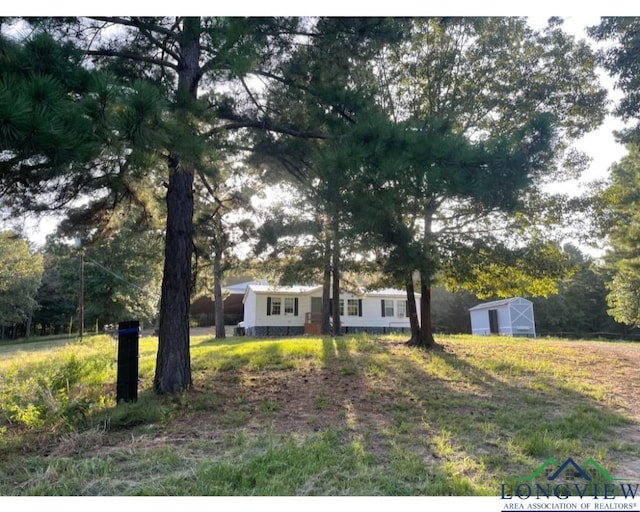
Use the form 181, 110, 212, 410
116, 320, 139, 403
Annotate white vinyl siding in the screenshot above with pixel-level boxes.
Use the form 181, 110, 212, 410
244, 285, 419, 331
469, 297, 536, 337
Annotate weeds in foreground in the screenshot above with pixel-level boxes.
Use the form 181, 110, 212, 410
0, 333, 637, 495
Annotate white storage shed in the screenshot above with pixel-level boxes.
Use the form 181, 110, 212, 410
468, 297, 536, 337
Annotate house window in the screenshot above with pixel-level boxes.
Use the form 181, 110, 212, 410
271, 297, 281, 316
381, 299, 394, 317
284, 297, 295, 315
347, 299, 359, 316
397, 300, 407, 318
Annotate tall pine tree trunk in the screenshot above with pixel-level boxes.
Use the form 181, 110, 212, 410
419, 276, 436, 347
213, 251, 225, 339
331, 216, 341, 336
321, 225, 332, 335
408, 204, 436, 349
155, 158, 194, 393
405, 273, 420, 345
154, 17, 200, 394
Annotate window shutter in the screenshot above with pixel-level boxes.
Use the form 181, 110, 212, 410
267, 297, 271, 316
405, 300, 409, 313
294, 298, 299, 316
358, 299, 363, 317
381, 299, 385, 317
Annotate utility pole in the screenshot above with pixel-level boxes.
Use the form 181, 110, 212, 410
75, 237, 85, 341
79, 248, 84, 340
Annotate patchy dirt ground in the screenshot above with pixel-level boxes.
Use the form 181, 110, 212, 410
582, 342, 640, 417
574, 341, 640, 480
25, 337, 640, 487
149, 342, 433, 462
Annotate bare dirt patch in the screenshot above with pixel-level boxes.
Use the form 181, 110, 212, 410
164, 355, 431, 461
569, 341, 640, 417
26, 336, 640, 486
560, 341, 640, 479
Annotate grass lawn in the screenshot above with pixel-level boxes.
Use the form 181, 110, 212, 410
0, 332, 639, 496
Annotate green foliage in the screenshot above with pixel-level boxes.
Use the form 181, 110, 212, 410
429, 286, 477, 333
0, 336, 113, 431
247, 19, 404, 292
6, 402, 43, 429
442, 239, 570, 299
588, 19, 640, 327
0, 32, 102, 211
596, 145, 640, 328
0, 231, 43, 331
606, 267, 640, 328
33, 210, 163, 333
0, 18, 614, 392
531, 247, 624, 336
320, 18, 606, 340
589, 18, 640, 133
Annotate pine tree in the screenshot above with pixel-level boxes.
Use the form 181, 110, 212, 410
332, 18, 607, 347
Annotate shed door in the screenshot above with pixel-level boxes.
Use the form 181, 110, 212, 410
488, 309, 499, 334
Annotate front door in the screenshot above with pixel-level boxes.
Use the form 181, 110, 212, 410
311, 297, 322, 312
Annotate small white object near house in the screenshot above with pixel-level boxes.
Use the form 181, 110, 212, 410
468, 297, 536, 337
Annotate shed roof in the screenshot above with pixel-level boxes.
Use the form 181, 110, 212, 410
468, 297, 532, 311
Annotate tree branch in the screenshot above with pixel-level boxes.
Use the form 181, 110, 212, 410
240, 76, 266, 115
250, 70, 357, 124
135, 24, 181, 63
196, 169, 226, 217
85, 49, 180, 71
206, 117, 327, 140
87, 16, 178, 38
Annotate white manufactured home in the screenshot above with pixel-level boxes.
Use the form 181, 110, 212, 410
242, 284, 419, 336
468, 297, 536, 337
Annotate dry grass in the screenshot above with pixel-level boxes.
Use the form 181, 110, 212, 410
1, 333, 639, 495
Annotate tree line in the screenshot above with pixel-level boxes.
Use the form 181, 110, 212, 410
1, 17, 640, 394
0, 231, 634, 341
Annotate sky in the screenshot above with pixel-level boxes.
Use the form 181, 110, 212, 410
1, 12, 635, 248
531, 16, 628, 187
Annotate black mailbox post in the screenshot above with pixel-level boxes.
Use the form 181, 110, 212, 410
116, 320, 139, 403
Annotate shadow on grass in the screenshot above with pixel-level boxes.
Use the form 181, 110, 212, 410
197, 334, 637, 494
5, 334, 636, 496
362, 339, 635, 492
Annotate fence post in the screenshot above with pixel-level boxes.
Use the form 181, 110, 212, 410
116, 320, 139, 403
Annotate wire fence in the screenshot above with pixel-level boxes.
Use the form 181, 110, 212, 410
536, 331, 640, 342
